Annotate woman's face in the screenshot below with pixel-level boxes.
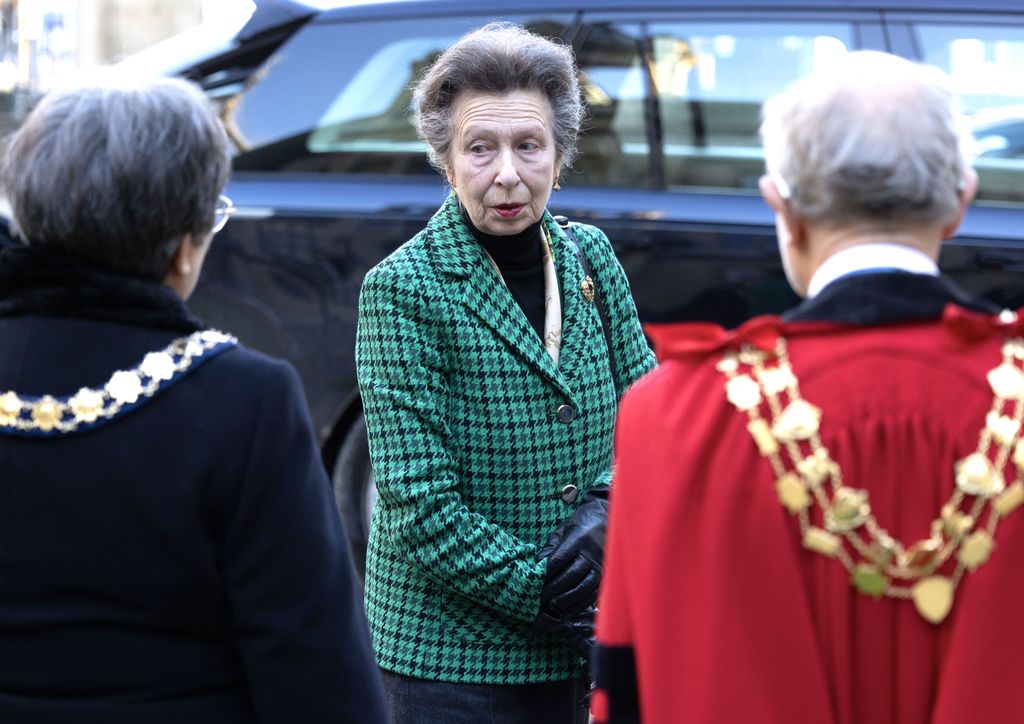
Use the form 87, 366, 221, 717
445, 88, 560, 236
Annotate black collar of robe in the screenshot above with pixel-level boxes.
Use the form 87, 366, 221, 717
782, 271, 1000, 326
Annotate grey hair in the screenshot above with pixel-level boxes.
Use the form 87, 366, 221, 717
760, 51, 974, 226
1, 73, 230, 279
413, 22, 584, 174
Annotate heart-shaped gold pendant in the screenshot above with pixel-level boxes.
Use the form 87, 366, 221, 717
912, 576, 954, 624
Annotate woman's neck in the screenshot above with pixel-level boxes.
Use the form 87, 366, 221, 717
463, 209, 543, 271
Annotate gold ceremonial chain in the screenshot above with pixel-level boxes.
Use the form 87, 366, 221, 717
0, 329, 236, 435
718, 335, 1024, 624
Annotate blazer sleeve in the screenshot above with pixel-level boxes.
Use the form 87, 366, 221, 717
356, 263, 547, 622
576, 225, 657, 397
220, 358, 387, 724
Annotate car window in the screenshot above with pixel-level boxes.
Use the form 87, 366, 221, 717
229, 16, 573, 174
569, 23, 651, 188
916, 24, 1024, 205
572, 20, 852, 192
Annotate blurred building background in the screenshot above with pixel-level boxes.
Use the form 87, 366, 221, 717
3, 0, 252, 91
0, 0, 253, 134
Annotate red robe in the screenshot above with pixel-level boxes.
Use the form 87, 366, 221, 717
596, 307, 1024, 724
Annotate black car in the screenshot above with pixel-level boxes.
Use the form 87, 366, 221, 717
124, 0, 1024, 571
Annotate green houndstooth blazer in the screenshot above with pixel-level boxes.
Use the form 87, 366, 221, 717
356, 194, 656, 684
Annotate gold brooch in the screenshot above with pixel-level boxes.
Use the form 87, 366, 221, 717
720, 334, 1024, 624
580, 276, 595, 303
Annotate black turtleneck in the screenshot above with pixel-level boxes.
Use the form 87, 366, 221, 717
465, 213, 546, 338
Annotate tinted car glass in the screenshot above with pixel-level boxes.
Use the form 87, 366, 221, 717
653, 21, 850, 192
916, 23, 1024, 205
571, 20, 852, 192
570, 23, 652, 189
231, 15, 573, 174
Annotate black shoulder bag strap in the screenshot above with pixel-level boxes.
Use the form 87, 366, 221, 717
553, 215, 617, 384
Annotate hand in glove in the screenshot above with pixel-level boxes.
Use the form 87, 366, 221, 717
537, 486, 610, 615
532, 606, 596, 661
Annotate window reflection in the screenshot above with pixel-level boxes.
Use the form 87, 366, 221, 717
919, 25, 1024, 204
573, 21, 850, 192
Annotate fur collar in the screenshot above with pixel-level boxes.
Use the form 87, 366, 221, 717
0, 243, 204, 334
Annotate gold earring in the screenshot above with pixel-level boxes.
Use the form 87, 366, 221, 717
553, 178, 561, 192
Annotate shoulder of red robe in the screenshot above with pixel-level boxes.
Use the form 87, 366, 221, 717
644, 304, 1024, 364
643, 315, 829, 363
942, 303, 1024, 343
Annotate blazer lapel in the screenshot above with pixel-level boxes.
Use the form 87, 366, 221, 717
427, 196, 575, 400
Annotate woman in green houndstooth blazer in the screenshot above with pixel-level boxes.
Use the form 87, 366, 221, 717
355, 22, 656, 724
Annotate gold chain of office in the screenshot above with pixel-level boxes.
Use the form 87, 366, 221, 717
717, 334, 1024, 624
0, 329, 236, 435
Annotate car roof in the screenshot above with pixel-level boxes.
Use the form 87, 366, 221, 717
311, 0, 1024, 21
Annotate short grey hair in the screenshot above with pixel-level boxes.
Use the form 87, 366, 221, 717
760, 51, 974, 226
413, 22, 584, 174
2, 74, 230, 279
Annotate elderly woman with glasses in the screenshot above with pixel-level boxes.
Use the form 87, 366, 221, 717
0, 76, 386, 724
355, 22, 656, 724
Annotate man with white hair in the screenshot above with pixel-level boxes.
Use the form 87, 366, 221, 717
593, 51, 1024, 724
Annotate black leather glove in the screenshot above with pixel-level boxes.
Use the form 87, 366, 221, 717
537, 485, 610, 615
532, 607, 596, 661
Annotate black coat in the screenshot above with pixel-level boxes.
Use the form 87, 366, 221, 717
0, 248, 386, 723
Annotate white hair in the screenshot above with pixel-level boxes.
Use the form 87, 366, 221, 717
760, 50, 975, 226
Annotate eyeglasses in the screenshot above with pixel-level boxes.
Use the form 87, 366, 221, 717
212, 194, 236, 235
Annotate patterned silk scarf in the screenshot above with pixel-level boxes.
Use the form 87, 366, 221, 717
481, 226, 562, 364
